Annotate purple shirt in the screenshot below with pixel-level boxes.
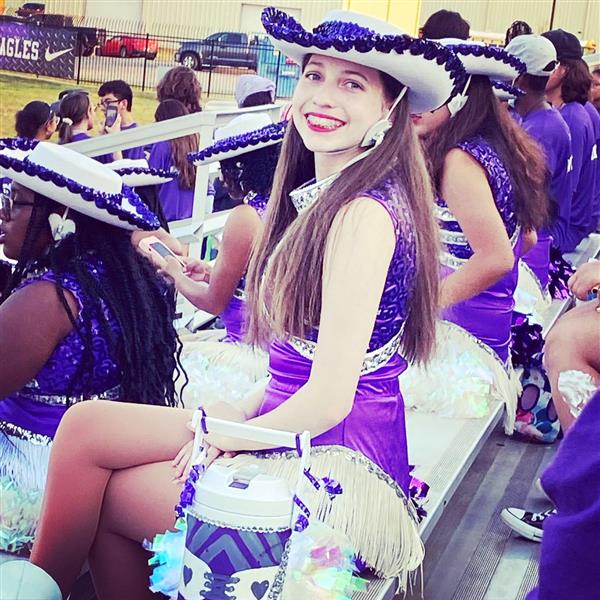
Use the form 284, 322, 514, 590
148, 140, 194, 221
69, 131, 113, 164
583, 102, 600, 232
521, 106, 573, 281
559, 102, 596, 251
120, 122, 145, 161
526, 389, 600, 600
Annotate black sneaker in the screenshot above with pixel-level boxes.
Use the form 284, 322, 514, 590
500, 507, 556, 542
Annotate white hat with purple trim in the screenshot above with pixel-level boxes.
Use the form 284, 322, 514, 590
188, 113, 286, 165
0, 138, 159, 231
437, 38, 526, 82
261, 7, 467, 114
108, 158, 176, 187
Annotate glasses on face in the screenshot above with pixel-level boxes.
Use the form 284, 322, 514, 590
96, 98, 120, 110
0, 192, 34, 222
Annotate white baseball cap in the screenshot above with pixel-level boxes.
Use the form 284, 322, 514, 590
505, 35, 557, 77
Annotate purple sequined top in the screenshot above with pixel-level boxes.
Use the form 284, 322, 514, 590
437, 136, 523, 363
258, 177, 416, 492
219, 192, 269, 343
0, 257, 122, 444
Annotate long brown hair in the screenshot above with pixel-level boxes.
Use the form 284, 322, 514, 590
245, 74, 440, 364
57, 92, 90, 144
155, 99, 199, 189
424, 76, 549, 231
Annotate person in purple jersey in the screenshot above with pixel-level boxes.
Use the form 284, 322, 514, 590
523, 388, 600, 600
583, 99, 600, 232
506, 35, 573, 288
148, 99, 198, 221
406, 39, 548, 427
18, 9, 464, 598
543, 29, 596, 251
97, 80, 145, 161
56, 91, 116, 164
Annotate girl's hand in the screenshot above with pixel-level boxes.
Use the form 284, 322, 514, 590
182, 257, 212, 282
569, 261, 600, 301
159, 256, 185, 283
172, 440, 194, 482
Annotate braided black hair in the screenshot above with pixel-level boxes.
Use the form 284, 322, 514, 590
1, 193, 185, 407
220, 144, 281, 199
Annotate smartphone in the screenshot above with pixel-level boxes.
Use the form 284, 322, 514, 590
105, 105, 118, 128
138, 236, 185, 269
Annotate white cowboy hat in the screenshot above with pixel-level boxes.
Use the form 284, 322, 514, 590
108, 158, 176, 187
261, 8, 466, 114
188, 113, 286, 165
0, 139, 159, 231
437, 38, 526, 82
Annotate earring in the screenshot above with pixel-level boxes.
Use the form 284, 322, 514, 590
48, 207, 76, 242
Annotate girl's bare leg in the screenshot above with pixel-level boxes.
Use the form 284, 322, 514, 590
90, 461, 182, 600
544, 302, 600, 432
30, 400, 192, 598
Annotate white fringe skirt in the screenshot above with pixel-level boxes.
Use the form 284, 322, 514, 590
217, 445, 425, 590
0, 434, 51, 553
401, 321, 521, 434
178, 330, 269, 410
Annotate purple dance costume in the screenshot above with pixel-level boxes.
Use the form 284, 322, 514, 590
181, 192, 269, 408
0, 257, 121, 552
223, 176, 424, 580
404, 136, 521, 426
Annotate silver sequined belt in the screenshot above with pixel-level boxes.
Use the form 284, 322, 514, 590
16, 384, 122, 406
289, 329, 403, 375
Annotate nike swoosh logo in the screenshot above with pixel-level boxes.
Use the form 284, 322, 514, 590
45, 47, 72, 62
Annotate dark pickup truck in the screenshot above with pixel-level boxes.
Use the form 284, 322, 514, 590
175, 32, 269, 71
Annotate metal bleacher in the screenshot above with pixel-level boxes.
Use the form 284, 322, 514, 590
4, 105, 599, 600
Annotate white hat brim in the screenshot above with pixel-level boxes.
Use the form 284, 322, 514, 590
439, 39, 525, 82
191, 136, 282, 166
0, 152, 158, 231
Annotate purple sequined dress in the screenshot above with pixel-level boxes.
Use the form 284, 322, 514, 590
225, 176, 424, 578
181, 192, 270, 408
438, 136, 523, 364
403, 137, 521, 426
0, 256, 122, 552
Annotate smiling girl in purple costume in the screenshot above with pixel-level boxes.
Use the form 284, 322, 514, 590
20, 9, 464, 599
405, 40, 549, 428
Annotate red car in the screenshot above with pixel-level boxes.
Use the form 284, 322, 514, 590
96, 35, 158, 59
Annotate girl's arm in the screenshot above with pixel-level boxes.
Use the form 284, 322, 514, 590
163, 204, 261, 315
0, 281, 78, 397
204, 197, 396, 451
440, 149, 515, 309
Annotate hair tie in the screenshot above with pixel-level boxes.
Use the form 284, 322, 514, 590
60, 117, 73, 126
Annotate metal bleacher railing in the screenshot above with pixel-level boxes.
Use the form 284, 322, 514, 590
65, 102, 281, 330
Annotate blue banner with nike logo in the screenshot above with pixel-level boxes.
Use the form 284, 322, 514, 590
0, 21, 76, 79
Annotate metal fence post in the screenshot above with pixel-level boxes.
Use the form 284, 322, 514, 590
141, 33, 150, 91
274, 50, 281, 98
207, 40, 215, 97
76, 31, 82, 84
